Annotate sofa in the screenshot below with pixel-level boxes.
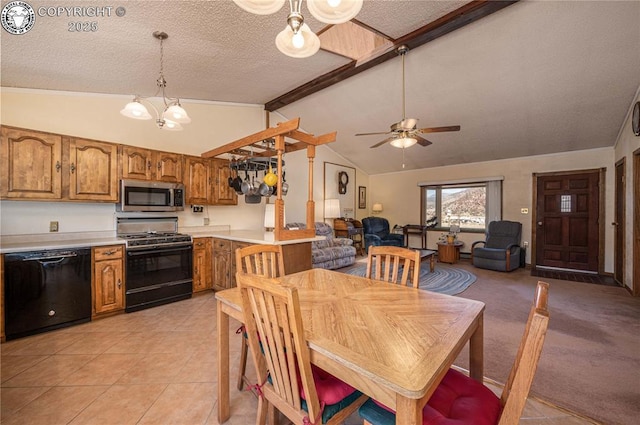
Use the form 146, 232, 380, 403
286, 222, 356, 270
362, 217, 405, 253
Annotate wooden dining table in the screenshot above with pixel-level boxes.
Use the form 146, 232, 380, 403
216, 268, 485, 425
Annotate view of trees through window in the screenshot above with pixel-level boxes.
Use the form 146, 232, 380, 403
424, 186, 486, 230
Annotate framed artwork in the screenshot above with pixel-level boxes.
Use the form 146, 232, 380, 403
358, 186, 366, 209
324, 162, 356, 219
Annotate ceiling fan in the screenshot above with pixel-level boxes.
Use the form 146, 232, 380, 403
355, 45, 461, 149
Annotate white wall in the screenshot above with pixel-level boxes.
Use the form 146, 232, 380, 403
0, 88, 366, 235
367, 148, 616, 272
614, 88, 640, 290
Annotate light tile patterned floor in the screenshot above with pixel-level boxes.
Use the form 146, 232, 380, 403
1, 293, 599, 424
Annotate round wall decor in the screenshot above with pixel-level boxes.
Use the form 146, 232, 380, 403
632, 101, 640, 136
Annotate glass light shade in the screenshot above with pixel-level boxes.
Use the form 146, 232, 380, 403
163, 104, 191, 124
306, 0, 363, 24
372, 203, 383, 213
232, 0, 285, 15
275, 23, 320, 58
324, 198, 341, 218
390, 136, 418, 148
161, 119, 183, 131
120, 100, 152, 120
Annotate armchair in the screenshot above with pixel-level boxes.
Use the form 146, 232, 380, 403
472, 220, 522, 272
362, 217, 405, 253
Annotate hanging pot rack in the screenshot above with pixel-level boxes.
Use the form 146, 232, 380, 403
201, 117, 336, 241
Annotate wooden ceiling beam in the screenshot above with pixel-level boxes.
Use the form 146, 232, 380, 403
264, 0, 518, 112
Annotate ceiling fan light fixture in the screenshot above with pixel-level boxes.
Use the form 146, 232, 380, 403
232, 0, 285, 15
275, 23, 320, 58
306, 0, 363, 24
120, 99, 152, 120
390, 136, 417, 149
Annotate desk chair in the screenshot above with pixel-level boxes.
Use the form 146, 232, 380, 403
359, 281, 550, 425
235, 244, 286, 391
238, 273, 368, 425
365, 246, 421, 288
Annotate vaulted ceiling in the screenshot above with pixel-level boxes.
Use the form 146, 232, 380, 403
2, 1, 639, 174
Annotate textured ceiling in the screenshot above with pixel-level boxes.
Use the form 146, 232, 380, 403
2, 0, 639, 174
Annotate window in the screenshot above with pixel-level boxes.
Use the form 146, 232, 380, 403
420, 178, 502, 231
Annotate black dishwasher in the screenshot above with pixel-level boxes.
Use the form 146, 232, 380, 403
4, 248, 91, 340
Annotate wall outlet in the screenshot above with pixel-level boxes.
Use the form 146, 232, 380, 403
191, 205, 203, 213
523, 241, 529, 248
521, 208, 529, 214
49, 221, 59, 232
204, 217, 210, 226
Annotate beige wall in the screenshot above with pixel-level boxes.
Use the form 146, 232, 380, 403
367, 147, 616, 273
0, 88, 365, 234
613, 88, 640, 290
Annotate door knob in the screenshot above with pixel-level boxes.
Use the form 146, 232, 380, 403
537, 221, 543, 226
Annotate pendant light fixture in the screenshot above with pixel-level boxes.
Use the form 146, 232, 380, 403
120, 31, 191, 131
233, 0, 363, 58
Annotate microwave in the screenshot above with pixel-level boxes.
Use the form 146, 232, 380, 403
117, 179, 185, 212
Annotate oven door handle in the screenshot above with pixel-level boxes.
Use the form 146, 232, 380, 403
127, 245, 193, 256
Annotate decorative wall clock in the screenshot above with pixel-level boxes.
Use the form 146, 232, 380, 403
632, 101, 640, 136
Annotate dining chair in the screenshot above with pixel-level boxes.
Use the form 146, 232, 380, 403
237, 273, 368, 425
235, 244, 286, 392
359, 281, 551, 425
365, 245, 422, 288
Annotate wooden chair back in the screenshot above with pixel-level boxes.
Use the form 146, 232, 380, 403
365, 246, 421, 288
498, 281, 550, 425
237, 273, 322, 424
235, 244, 285, 278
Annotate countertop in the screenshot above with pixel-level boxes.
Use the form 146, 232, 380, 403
0, 227, 322, 253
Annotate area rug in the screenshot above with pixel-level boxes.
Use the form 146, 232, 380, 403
338, 262, 476, 295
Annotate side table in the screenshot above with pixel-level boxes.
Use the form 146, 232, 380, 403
437, 241, 464, 264
403, 224, 428, 249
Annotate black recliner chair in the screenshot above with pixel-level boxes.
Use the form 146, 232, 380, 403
362, 217, 404, 253
471, 220, 522, 272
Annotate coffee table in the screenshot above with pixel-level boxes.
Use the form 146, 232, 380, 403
418, 249, 436, 272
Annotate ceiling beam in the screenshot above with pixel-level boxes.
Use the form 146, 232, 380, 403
264, 0, 519, 112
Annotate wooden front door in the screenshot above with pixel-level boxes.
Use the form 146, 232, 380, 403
614, 159, 625, 285
535, 170, 601, 272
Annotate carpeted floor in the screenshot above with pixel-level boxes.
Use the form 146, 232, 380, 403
531, 267, 618, 286
450, 262, 640, 425
338, 262, 476, 295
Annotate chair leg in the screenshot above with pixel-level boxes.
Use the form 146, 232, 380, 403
237, 335, 249, 391
256, 395, 268, 425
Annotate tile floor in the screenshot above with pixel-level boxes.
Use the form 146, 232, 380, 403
1, 292, 600, 425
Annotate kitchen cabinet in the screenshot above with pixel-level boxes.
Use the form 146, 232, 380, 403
212, 159, 237, 205
0, 126, 63, 199
212, 238, 232, 291
66, 137, 119, 201
92, 245, 125, 316
121, 146, 183, 183
193, 237, 213, 292
184, 155, 211, 205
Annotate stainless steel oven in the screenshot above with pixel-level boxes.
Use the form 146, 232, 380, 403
117, 217, 193, 313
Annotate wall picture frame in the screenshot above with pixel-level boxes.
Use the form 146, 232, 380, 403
358, 186, 366, 209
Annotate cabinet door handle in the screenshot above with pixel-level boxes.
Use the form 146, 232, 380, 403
55, 161, 61, 172
117, 279, 122, 288
147, 160, 152, 170
103, 250, 115, 255
157, 162, 162, 170
70, 163, 76, 174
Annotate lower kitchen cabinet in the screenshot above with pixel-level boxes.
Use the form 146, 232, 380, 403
92, 245, 124, 317
212, 238, 232, 291
193, 237, 213, 292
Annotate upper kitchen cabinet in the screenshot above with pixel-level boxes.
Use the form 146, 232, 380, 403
66, 137, 119, 201
183, 155, 211, 204
0, 126, 63, 199
212, 159, 237, 205
121, 146, 182, 182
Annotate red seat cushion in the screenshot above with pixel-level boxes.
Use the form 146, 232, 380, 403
299, 364, 358, 405
374, 369, 501, 425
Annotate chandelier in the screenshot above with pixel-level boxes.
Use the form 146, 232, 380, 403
120, 31, 191, 131
233, 0, 363, 58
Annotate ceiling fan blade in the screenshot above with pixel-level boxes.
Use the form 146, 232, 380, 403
355, 131, 392, 136
370, 136, 397, 148
417, 125, 461, 134
414, 134, 432, 147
